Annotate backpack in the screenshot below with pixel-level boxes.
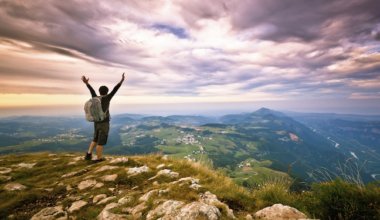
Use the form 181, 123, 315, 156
84, 96, 108, 122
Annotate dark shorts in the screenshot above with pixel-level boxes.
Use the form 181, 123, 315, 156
93, 122, 110, 145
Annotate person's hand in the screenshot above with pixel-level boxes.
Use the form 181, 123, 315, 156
81, 76, 89, 84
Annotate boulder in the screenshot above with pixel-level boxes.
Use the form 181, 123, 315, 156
0, 167, 12, 174
109, 157, 128, 164
95, 165, 118, 173
16, 162, 36, 169
94, 182, 104, 188
254, 204, 308, 220
171, 177, 201, 190
139, 190, 158, 202
0, 175, 11, 182
31, 205, 67, 220
146, 200, 185, 220
97, 203, 127, 220
118, 196, 133, 205
124, 202, 147, 219
127, 165, 150, 175
177, 201, 221, 220
93, 194, 107, 204
61, 169, 88, 178
4, 182, 27, 191
200, 191, 235, 218
98, 196, 116, 205
149, 169, 179, 180
68, 200, 87, 213
77, 179, 97, 190
102, 174, 118, 182
156, 164, 165, 169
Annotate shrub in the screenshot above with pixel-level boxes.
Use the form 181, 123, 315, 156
303, 180, 380, 220
253, 178, 296, 209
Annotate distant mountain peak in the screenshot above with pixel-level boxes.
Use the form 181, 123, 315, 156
253, 107, 276, 115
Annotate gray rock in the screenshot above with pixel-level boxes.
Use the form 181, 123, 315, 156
156, 164, 165, 169
0, 167, 12, 174
77, 179, 97, 190
93, 194, 107, 204
17, 162, 37, 169
254, 203, 308, 220
97, 202, 127, 220
4, 182, 27, 191
146, 200, 185, 220
0, 175, 11, 182
177, 201, 221, 220
109, 157, 128, 164
125, 202, 147, 219
95, 165, 118, 173
118, 196, 133, 205
200, 191, 235, 219
31, 205, 67, 220
149, 169, 179, 180
68, 200, 87, 213
102, 174, 118, 182
139, 190, 158, 202
171, 177, 202, 190
127, 165, 150, 175
94, 182, 104, 188
66, 185, 72, 191
98, 196, 116, 205
61, 169, 88, 178
245, 214, 253, 220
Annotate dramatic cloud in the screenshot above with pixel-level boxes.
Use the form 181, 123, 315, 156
0, 0, 379, 114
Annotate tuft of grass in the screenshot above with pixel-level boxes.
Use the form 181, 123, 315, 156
301, 179, 380, 220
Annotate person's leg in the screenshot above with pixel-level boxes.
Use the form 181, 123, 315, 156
96, 145, 104, 159
85, 141, 97, 160
94, 122, 109, 161
86, 123, 99, 160
88, 141, 97, 154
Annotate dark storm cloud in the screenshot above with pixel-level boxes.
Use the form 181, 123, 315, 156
226, 0, 380, 43
0, 0, 149, 67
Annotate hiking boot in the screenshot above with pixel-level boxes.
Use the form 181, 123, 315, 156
93, 157, 106, 163
85, 153, 92, 161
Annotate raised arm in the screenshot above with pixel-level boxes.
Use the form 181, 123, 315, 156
108, 73, 125, 98
82, 75, 97, 97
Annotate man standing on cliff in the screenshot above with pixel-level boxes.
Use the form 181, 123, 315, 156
81, 73, 125, 162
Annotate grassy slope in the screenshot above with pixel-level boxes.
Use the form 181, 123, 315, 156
0, 152, 256, 219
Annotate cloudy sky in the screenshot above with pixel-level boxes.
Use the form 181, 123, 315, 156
0, 0, 380, 116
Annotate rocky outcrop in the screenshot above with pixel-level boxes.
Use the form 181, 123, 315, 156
0, 167, 12, 174
30, 206, 67, 220
254, 203, 308, 220
102, 174, 118, 182
200, 191, 235, 219
177, 201, 221, 220
61, 169, 88, 178
146, 200, 185, 220
93, 194, 107, 204
97, 196, 116, 205
97, 203, 127, 220
149, 169, 179, 180
68, 200, 88, 213
95, 165, 118, 173
4, 182, 27, 191
126, 165, 150, 175
16, 162, 36, 169
77, 179, 97, 190
109, 157, 128, 164
171, 176, 202, 190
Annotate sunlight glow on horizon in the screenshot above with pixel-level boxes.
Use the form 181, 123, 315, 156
0, 0, 379, 115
